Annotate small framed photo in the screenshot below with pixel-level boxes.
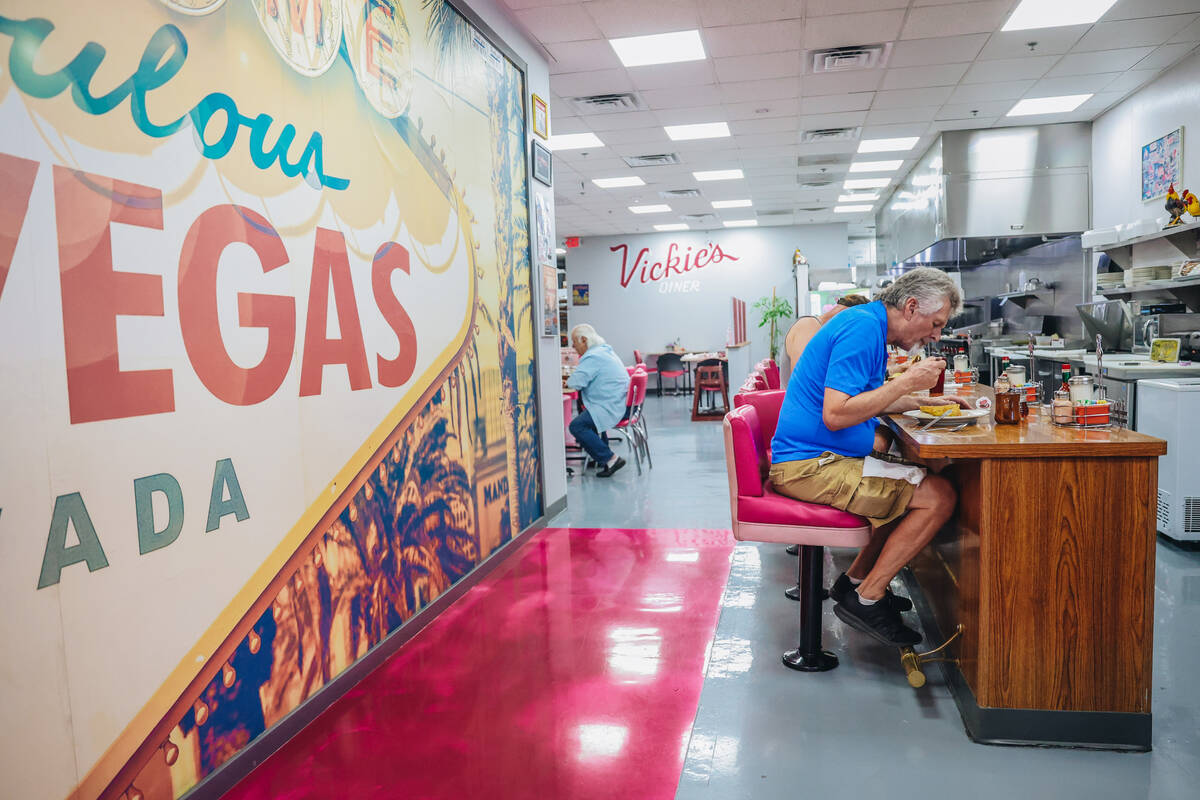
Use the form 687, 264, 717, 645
532, 140, 552, 187
531, 93, 549, 140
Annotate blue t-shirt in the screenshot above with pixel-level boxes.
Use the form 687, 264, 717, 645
771, 302, 888, 462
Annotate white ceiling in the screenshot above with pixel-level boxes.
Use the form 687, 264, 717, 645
499, 0, 1200, 239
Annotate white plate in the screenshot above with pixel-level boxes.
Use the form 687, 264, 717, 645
902, 408, 989, 425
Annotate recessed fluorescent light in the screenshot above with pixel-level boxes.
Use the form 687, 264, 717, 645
1006, 94, 1092, 116
592, 176, 645, 188
849, 160, 903, 173
629, 204, 672, 214
609, 29, 706, 68
548, 132, 604, 151
711, 199, 752, 208
857, 137, 919, 153
694, 169, 743, 182
834, 205, 874, 213
723, 219, 757, 227
1002, 0, 1119, 31
654, 223, 690, 231
838, 193, 878, 203
664, 122, 730, 141
555, 248, 566, 255
844, 177, 891, 189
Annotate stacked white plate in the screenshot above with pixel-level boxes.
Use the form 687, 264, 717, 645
1126, 266, 1172, 285
1096, 273, 1124, 289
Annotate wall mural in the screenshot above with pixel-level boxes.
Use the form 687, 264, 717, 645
0, 1, 542, 799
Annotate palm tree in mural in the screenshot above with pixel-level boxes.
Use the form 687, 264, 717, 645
423, 0, 539, 539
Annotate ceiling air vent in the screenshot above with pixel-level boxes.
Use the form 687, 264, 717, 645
680, 213, 715, 223
756, 209, 792, 218
801, 128, 861, 144
809, 43, 892, 74
569, 92, 646, 114
660, 188, 701, 198
796, 206, 828, 212
797, 177, 835, 188
623, 153, 681, 168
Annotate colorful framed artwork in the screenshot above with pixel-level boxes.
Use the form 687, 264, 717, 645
532, 140, 552, 187
1141, 127, 1183, 202
572, 284, 589, 306
531, 93, 548, 140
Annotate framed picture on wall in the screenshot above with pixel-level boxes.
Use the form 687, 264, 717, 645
572, 283, 589, 305
531, 93, 548, 139
1141, 127, 1183, 202
532, 140, 552, 187
541, 263, 558, 338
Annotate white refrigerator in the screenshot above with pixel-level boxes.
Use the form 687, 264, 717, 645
1136, 378, 1200, 541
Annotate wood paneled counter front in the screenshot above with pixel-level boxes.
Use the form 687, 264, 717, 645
883, 411, 1167, 750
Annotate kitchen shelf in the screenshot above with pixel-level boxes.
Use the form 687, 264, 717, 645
1096, 275, 1200, 311
996, 288, 1054, 308
1094, 219, 1200, 268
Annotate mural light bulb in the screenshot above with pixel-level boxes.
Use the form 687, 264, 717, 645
222, 663, 236, 688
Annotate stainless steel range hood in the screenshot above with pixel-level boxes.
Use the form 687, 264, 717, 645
875, 123, 1092, 269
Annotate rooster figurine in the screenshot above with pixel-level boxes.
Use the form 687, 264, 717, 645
1165, 184, 1186, 227
1181, 187, 1200, 221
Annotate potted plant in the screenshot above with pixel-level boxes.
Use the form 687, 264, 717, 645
753, 289, 793, 361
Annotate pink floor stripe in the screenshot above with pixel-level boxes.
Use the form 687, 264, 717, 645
223, 528, 736, 800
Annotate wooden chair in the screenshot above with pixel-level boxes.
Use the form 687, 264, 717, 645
691, 360, 729, 421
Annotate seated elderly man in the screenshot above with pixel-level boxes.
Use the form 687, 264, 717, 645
566, 324, 631, 477
769, 268, 967, 646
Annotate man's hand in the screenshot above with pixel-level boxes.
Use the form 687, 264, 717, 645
898, 357, 946, 392
911, 393, 973, 409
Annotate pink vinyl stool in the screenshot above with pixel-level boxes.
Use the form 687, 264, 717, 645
724, 402, 870, 671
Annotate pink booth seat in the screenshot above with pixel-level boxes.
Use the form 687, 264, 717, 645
754, 359, 781, 390
723, 400, 870, 672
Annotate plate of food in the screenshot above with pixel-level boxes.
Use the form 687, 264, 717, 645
902, 406, 990, 426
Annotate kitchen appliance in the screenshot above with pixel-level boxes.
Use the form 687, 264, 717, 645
1133, 313, 1197, 353
1096, 375, 1136, 428
1136, 378, 1200, 541
1076, 300, 1132, 352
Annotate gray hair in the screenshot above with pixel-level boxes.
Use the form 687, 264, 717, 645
570, 323, 606, 349
878, 267, 963, 317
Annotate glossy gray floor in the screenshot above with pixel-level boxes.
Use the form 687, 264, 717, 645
549, 393, 1200, 799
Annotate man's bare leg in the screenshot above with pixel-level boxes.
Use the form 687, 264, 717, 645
846, 521, 896, 581
856, 474, 956, 601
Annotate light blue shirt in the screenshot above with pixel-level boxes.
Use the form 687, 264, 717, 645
566, 343, 630, 431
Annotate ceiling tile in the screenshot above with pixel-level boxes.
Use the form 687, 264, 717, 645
808, 0, 908, 14
513, 5, 602, 44
859, 122, 932, 139
551, 69, 634, 98
1029, 73, 1122, 95
584, 111, 662, 130
724, 98, 802, 119
544, 39, 623, 74
872, 86, 956, 109
1047, 47, 1156, 76
948, 79, 1035, 103
1167, 18, 1200, 43
800, 93, 876, 114
730, 116, 803, 134
1100, 69, 1162, 94
977, 26, 1089, 60
718, 77, 801, 104
714, 52, 803, 83
900, 1, 1013, 40
654, 105, 729, 125
881, 63, 971, 90
696, 0, 805, 26
932, 116, 1000, 131
1073, 14, 1199, 51
640, 84, 726, 109
1137, 41, 1200, 69
1075, 92, 1127, 115
865, 106, 940, 124
889, 34, 989, 67
548, 117, 591, 134
1102, 0, 1200, 21
803, 70, 885, 96
597, 127, 671, 145
961, 55, 1059, 83
703, 19, 807, 57
802, 10, 907, 50
735, 132, 802, 149
582, 0, 702, 39
504, 0, 592, 9
935, 100, 1014, 120
798, 110, 871, 129
627, 61, 718, 91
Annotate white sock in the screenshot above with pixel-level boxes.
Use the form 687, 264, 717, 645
856, 590, 877, 606
848, 575, 862, 586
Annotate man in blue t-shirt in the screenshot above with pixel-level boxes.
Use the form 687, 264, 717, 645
769, 268, 966, 647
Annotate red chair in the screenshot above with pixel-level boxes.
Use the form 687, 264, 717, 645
724, 399, 871, 672
633, 349, 658, 378
610, 370, 650, 473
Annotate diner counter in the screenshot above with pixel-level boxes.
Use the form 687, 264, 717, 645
882, 410, 1167, 750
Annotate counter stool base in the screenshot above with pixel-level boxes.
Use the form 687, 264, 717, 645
782, 648, 838, 672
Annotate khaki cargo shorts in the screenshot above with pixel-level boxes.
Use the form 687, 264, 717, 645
768, 452, 916, 528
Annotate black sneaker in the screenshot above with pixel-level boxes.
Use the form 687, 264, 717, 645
834, 590, 922, 647
829, 572, 914, 613
596, 457, 626, 477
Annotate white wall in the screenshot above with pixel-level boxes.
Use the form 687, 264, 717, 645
1093, 50, 1200, 230
463, 0, 566, 512
564, 225, 847, 369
